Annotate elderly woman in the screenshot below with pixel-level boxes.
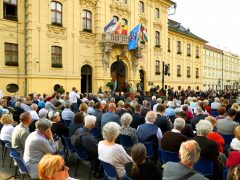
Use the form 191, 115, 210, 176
226, 126, 240, 168
125, 143, 162, 180
24, 119, 57, 179
232, 103, 240, 122
38, 154, 77, 180
98, 122, 132, 180
216, 107, 226, 120
163, 140, 207, 179
120, 113, 137, 144
0, 114, 14, 142
116, 100, 125, 113
205, 116, 225, 153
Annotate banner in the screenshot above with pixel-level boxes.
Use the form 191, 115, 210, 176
104, 19, 114, 32
128, 24, 141, 50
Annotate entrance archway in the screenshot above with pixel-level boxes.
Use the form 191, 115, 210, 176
139, 69, 145, 92
110, 60, 127, 92
81, 65, 92, 93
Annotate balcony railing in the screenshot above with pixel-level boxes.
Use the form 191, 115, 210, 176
102, 33, 128, 45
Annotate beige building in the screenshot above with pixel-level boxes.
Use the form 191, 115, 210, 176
0, 0, 208, 96
203, 45, 240, 90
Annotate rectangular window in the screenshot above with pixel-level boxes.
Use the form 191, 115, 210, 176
3, 0, 17, 21
187, 66, 191, 77
177, 65, 181, 77
167, 64, 170, 76
177, 41, 181, 54
51, 46, 62, 68
196, 68, 199, 78
187, 44, 191, 56
155, 8, 159, 19
168, 38, 171, 52
51, 1, 62, 26
196, 46, 199, 58
120, 0, 127, 4
155, 31, 160, 47
139, 1, 144, 13
155, 60, 160, 75
5, 43, 18, 66
82, 10, 92, 32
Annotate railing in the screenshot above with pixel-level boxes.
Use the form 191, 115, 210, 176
103, 33, 128, 45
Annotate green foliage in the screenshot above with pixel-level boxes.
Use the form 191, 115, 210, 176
106, 81, 114, 90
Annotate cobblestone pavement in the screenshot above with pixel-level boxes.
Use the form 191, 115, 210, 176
0, 149, 103, 180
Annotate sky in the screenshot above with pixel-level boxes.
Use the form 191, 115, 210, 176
170, 0, 240, 55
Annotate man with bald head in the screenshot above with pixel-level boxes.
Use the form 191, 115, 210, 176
101, 103, 120, 129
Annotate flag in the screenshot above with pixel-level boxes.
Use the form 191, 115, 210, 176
110, 20, 121, 33
128, 24, 141, 50
140, 25, 148, 43
114, 21, 122, 34
121, 25, 128, 35
104, 19, 114, 32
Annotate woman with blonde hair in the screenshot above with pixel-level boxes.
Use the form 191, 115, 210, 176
38, 154, 77, 180
231, 103, 240, 122
79, 102, 88, 117
0, 114, 14, 142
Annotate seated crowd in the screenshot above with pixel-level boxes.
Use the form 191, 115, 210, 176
0, 88, 240, 180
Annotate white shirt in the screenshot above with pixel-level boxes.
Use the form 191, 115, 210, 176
153, 103, 161, 112
0, 124, 14, 142
230, 138, 240, 151
69, 91, 80, 104
29, 110, 39, 121
211, 102, 221, 110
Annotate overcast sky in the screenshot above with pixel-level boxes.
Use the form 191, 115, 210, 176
170, 0, 240, 55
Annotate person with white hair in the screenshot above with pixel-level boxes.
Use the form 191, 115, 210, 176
150, 95, 157, 110
24, 118, 57, 179
190, 107, 208, 130
137, 111, 162, 162
153, 98, 162, 112
29, 103, 39, 121
161, 118, 187, 153
165, 101, 175, 117
61, 100, 74, 122
120, 113, 137, 144
98, 122, 132, 179
191, 120, 221, 179
211, 97, 221, 110
163, 140, 207, 180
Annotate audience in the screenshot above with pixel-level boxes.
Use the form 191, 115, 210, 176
61, 101, 75, 122
155, 104, 172, 134
0, 114, 14, 142
130, 104, 145, 129
101, 103, 120, 129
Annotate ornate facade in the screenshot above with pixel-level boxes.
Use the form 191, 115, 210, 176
0, 0, 211, 96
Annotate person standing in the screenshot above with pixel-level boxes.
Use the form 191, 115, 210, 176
69, 87, 80, 113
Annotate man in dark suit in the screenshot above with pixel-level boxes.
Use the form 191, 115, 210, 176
161, 118, 187, 152
116, 103, 133, 117
101, 103, 120, 129
190, 107, 208, 130
91, 102, 103, 137
140, 101, 151, 117
131, 104, 145, 129
191, 120, 221, 179
155, 104, 172, 134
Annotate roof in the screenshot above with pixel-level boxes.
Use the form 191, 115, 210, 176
168, 19, 208, 43
204, 44, 223, 54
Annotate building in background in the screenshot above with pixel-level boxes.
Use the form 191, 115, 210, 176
203, 45, 240, 91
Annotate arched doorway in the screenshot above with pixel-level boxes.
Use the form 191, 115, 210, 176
110, 59, 127, 92
81, 65, 92, 93
139, 69, 145, 92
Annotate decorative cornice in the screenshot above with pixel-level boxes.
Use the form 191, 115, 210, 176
153, 21, 162, 30
47, 25, 66, 35
79, 31, 96, 42
110, 2, 130, 17
139, 14, 148, 25
79, 0, 97, 8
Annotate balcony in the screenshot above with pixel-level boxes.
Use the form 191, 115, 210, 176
102, 32, 128, 45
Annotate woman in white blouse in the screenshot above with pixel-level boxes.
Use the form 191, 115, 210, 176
0, 114, 14, 142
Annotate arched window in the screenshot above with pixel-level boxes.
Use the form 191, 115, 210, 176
51, 1, 62, 26
51, 46, 62, 68
155, 8, 159, 19
155, 31, 160, 47
82, 10, 92, 32
113, 16, 119, 24
139, 1, 144, 13
122, 18, 128, 26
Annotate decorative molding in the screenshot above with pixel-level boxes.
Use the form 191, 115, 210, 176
110, 2, 130, 17
79, 31, 96, 42
79, 0, 97, 8
100, 42, 114, 74
139, 14, 148, 25
47, 25, 66, 35
130, 46, 144, 72
153, 22, 162, 30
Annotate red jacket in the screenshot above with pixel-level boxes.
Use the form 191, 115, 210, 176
207, 132, 225, 153
226, 151, 240, 168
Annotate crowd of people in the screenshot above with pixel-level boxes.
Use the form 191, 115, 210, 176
0, 87, 240, 180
